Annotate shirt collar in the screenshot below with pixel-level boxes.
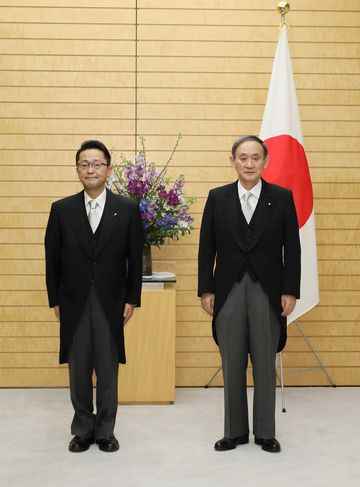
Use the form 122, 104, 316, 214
237, 179, 262, 200
84, 188, 107, 209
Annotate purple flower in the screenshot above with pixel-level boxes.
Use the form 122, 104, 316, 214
168, 189, 179, 206
107, 136, 195, 247
157, 184, 168, 200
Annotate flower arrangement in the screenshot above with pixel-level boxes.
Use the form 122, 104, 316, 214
107, 136, 195, 248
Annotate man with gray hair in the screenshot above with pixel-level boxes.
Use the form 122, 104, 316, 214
198, 135, 301, 453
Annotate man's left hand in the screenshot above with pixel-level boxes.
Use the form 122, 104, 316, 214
123, 303, 135, 324
281, 295, 296, 317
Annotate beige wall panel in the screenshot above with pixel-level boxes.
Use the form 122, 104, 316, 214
138, 73, 359, 90
0, 291, 48, 306
0, 39, 135, 56
1, 2, 359, 387
0, 103, 134, 119
318, 276, 360, 291
0, 198, 57, 211
318, 292, 360, 306
138, 0, 359, 9
0, 56, 134, 71
0, 322, 56, 336
152, 245, 197, 261
0, 182, 81, 197
138, 25, 360, 43
0, 369, 69, 388
138, 41, 359, 59
0, 119, 134, 135
0, 244, 44, 259
302, 307, 360, 322
0, 87, 135, 103
0, 72, 134, 88
138, 57, 359, 75
316, 230, 360, 245
317, 246, 360, 260
138, 88, 359, 105
0, 135, 134, 151
171, 214, 360, 232
0, 276, 46, 290
0, 337, 58, 352
0, 307, 54, 322
0, 214, 51, 227
137, 9, 359, 27
0, 229, 49, 244
1, 1, 135, 6
318, 260, 360, 274
288, 323, 360, 337
138, 104, 360, 122
0, 7, 135, 24
0, 353, 59, 368
138, 120, 358, 137
0, 260, 44, 275
0, 23, 135, 40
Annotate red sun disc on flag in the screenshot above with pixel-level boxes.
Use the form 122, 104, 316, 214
262, 134, 313, 229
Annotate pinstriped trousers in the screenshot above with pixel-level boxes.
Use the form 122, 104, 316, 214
68, 285, 119, 440
215, 273, 280, 440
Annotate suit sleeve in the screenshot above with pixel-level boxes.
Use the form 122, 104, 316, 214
282, 190, 301, 298
198, 190, 217, 296
125, 203, 144, 306
44, 203, 62, 308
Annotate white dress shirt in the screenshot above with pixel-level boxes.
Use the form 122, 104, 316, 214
84, 188, 107, 223
237, 179, 262, 222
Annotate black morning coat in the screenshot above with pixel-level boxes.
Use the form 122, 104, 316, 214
45, 189, 144, 364
198, 179, 301, 352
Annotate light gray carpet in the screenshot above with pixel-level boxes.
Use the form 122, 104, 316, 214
0, 387, 359, 487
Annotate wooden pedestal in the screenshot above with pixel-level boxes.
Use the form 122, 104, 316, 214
118, 288, 176, 404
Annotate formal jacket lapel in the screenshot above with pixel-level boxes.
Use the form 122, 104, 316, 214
225, 181, 246, 252
68, 191, 93, 258
247, 179, 276, 252
94, 189, 122, 257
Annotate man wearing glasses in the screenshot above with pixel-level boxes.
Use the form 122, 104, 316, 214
45, 140, 144, 453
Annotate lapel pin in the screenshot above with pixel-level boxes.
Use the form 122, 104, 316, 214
113, 212, 118, 217
268, 202, 272, 206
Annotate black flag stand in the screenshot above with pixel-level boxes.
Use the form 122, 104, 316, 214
204, 320, 336, 412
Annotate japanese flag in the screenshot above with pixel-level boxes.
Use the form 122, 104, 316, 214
259, 25, 319, 324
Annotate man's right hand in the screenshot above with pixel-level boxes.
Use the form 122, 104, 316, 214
201, 293, 215, 317
53, 305, 60, 321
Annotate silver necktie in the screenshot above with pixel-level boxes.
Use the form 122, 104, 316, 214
88, 200, 100, 233
242, 191, 254, 224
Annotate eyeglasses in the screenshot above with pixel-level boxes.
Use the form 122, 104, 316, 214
77, 162, 109, 170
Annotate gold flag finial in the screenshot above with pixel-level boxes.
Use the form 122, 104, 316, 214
277, 1, 290, 28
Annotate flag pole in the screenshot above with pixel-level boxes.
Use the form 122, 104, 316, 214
277, 1, 290, 27
273, 2, 336, 396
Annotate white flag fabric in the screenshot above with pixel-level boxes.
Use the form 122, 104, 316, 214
259, 25, 319, 324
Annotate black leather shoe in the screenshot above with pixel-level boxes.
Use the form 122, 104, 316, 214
68, 435, 94, 453
214, 434, 249, 451
96, 435, 119, 452
255, 437, 281, 453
